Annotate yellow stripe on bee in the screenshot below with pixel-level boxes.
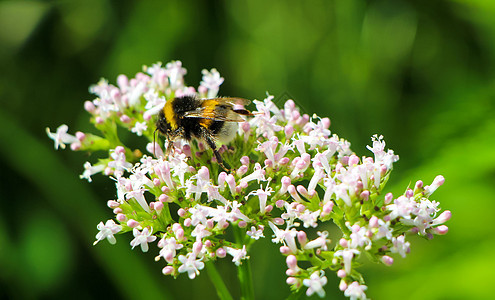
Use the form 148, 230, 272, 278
199, 99, 219, 128
164, 99, 177, 129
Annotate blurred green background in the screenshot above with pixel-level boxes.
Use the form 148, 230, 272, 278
1, 0, 494, 299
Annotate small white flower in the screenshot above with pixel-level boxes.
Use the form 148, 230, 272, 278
157, 237, 184, 263
391, 235, 410, 258
303, 270, 327, 298
130, 227, 157, 252
191, 223, 212, 241
93, 220, 122, 245
178, 253, 204, 279
225, 245, 249, 266
246, 225, 265, 240
108, 146, 133, 176
131, 121, 148, 136
46, 125, 78, 150
304, 231, 330, 251
80, 161, 105, 182
334, 248, 360, 274
247, 185, 273, 214
165, 61, 187, 89
200, 68, 224, 98
344, 281, 368, 300
298, 209, 320, 228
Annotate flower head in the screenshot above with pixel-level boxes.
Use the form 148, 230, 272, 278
49, 61, 451, 300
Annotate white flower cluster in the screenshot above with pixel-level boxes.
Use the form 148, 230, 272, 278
47, 61, 451, 299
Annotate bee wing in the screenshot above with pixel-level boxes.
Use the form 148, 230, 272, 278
215, 97, 251, 106
182, 106, 247, 122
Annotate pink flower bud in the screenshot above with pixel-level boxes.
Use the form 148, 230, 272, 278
296, 203, 305, 213
322, 201, 334, 214
193, 241, 203, 255
240, 156, 250, 166
382, 255, 394, 266
360, 190, 370, 201
425, 175, 445, 196
385, 192, 393, 204
182, 144, 192, 157
337, 269, 346, 278
175, 228, 185, 241
284, 125, 294, 137
433, 225, 449, 235
162, 266, 174, 275
280, 176, 291, 194
296, 185, 310, 198
433, 210, 452, 225
280, 246, 291, 254
297, 231, 307, 247
75, 131, 86, 141
237, 165, 248, 176
116, 213, 126, 222
158, 194, 169, 202
241, 122, 250, 133
206, 219, 215, 229
198, 166, 209, 180
286, 255, 298, 269
70, 142, 81, 151
127, 219, 139, 228
120, 115, 131, 123
178, 208, 187, 217
84, 101, 96, 113
369, 216, 379, 228
321, 117, 330, 128
415, 180, 423, 190
348, 155, 360, 166
115, 146, 125, 154
172, 223, 182, 232
153, 178, 161, 186
216, 247, 227, 258
155, 201, 164, 211
107, 200, 120, 209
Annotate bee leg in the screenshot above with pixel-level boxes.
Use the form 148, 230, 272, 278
201, 129, 230, 172
164, 128, 184, 157
165, 140, 174, 156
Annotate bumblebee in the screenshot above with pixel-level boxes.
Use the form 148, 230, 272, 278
155, 95, 253, 170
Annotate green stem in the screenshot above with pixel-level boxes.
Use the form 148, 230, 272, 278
233, 226, 254, 300
206, 261, 233, 300
237, 259, 254, 300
